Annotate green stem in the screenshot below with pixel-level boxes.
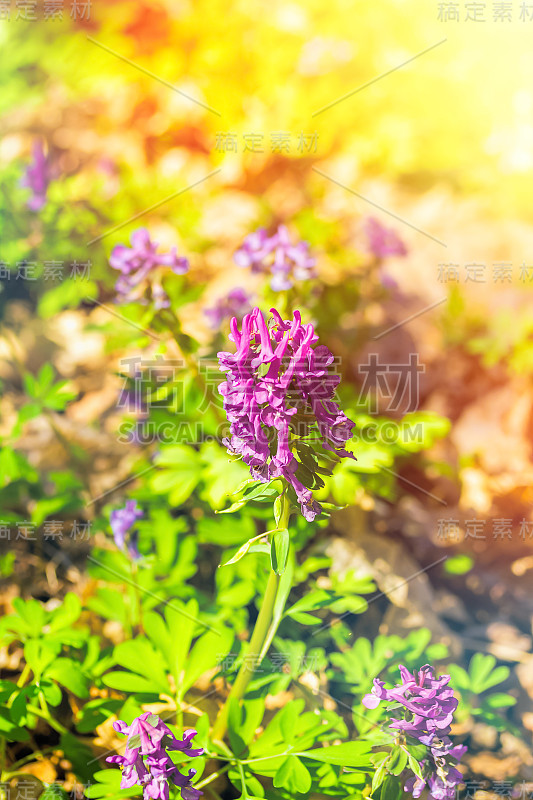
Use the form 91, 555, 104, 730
15, 664, 31, 690
2, 771, 43, 782
211, 493, 291, 742
27, 703, 68, 735
6, 747, 56, 772
195, 764, 231, 790
235, 760, 249, 799
131, 561, 144, 634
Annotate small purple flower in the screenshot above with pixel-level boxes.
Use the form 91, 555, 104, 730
21, 141, 50, 211
218, 307, 355, 520
107, 713, 204, 800
204, 287, 252, 331
234, 225, 316, 291
363, 665, 466, 800
364, 217, 407, 259
110, 228, 189, 307
110, 500, 143, 559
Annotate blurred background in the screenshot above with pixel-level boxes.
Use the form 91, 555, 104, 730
2, 0, 533, 791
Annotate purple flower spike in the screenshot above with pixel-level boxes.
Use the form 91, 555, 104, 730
363, 664, 466, 800
21, 140, 50, 211
107, 713, 204, 800
204, 287, 252, 331
109, 228, 189, 306
234, 225, 316, 290
110, 500, 143, 559
364, 217, 407, 259
218, 307, 355, 520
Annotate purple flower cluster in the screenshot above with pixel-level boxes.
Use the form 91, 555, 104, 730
363, 665, 466, 800
234, 225, 316, 291
218, 307, 355, 521
110, 228, 189, 308
21, 141, 50, 211
364, 217, 407, 259
204, 287, 252, 331
110, 500, 143, 560
107, 713, 204, 800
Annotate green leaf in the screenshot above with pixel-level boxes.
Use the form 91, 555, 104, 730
87, 589, 129, 628
227, 698, 247, 756
221, 534, 265, 567
46, 658, 90, 698
217, 480, 282, 514
48, 593, 82, 631
200, 442, 250, 509
286, 590, 332, 616
387, 746, 408, 776
302, 742, 372, 766
273, 495, 283, 527
152, 445, 203, 506
0, 703, 30, 740
13, 597, 45, 636
143, 612, 173, 672
85, 768, 141, 799
40, 785, 71, 800
469, 653, 509, 693
101, 672, 163, 695
371, 755, 389, 794
447, 664, 470, 691
273, 756, 311, 794
182, 626, 233, 694
380, 775, 403, 800
270, 529, 289, 576
484, 693, 517, 708
196, 514, 255, 546
469, 653, 496, 689
24, 639, 59, 679
113, 639, 169, 692
41, 679, 63, 707
407, 754, 424, 780
165, 599, 199, 686
405, 742, 427, 761
238, 698, 267, 746
278, 701, 299, 741
248, 544, 270, 555
287, 611, 321, 625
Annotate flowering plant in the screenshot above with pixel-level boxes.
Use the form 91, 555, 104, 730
110, 228, 189, 308
1, 211, 518, 800
110, 500, 143, 559
2, 8, 526, 798
363, 665, 466, 800
107, 714, 203, 800
218, 306, 355, 521
234, 225, 316, 290
20, 140, 50, 211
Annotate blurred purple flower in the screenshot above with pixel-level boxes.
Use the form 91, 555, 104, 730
364, 217, 407, 259
107, 713, 203, 800
21, 141, 50, 211
234, 225, 316, 290
363, 664, 466, 800
110, 228, 189, 307
110, 500, 143, 559
218, 307, 355, 520
204, 287, 252, 330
